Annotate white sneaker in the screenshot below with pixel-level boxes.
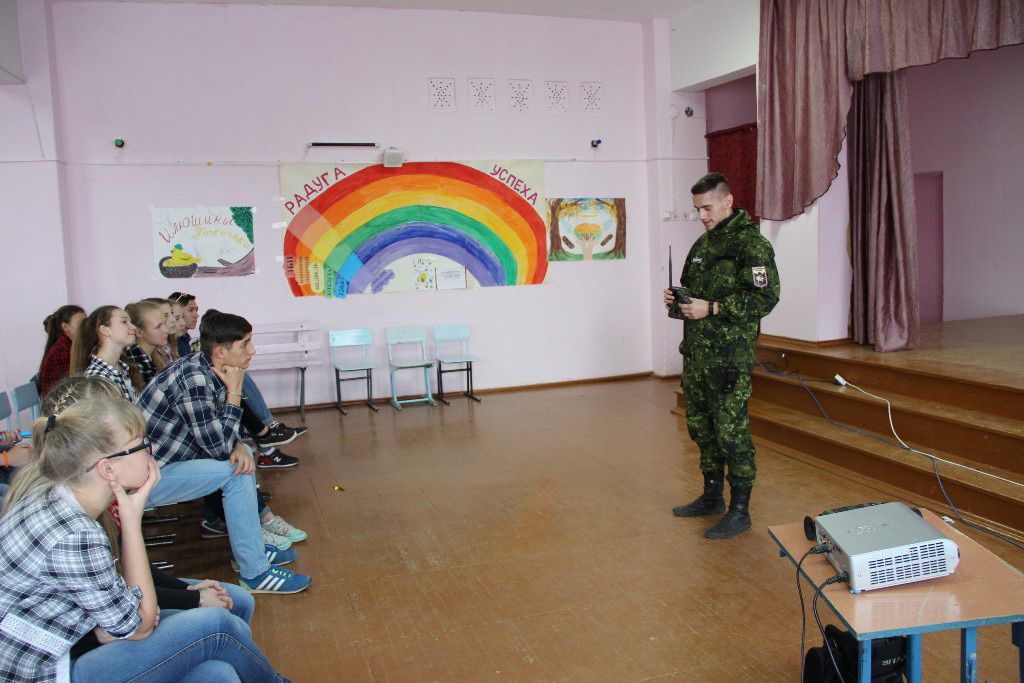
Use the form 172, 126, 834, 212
262, 527, 292, 550
262, 514, 308, 543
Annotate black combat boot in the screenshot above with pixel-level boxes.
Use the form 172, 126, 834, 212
705, 485, 752, 539
672, 471, 725, 517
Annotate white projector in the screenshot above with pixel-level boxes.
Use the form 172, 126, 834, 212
814, 502, 960, 593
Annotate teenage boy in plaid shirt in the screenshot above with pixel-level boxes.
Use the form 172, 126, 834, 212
138, 310, 311, 595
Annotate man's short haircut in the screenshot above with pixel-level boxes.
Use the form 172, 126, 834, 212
199, 310, 252, 357
691, 172, 732, 196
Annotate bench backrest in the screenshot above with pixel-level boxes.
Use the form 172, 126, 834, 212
248, 320, 324, 371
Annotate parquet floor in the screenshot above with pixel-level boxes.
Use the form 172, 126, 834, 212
154, 378, 1023, 682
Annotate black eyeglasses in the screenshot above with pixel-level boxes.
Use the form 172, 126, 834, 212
85, 438, 152, 472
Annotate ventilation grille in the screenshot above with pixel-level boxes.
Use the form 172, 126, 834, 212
428, 78, 456, 112
507, 79, 533, 113
468, 78, 495, 113
867, 542, 949, 587
581, 81, 603, 114
544, 81, 568, 113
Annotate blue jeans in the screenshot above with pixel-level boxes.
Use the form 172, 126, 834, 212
164, 579, 255, 625
242, 375, 273, 426
148, 459, 271, 578
71, 607, 286, 682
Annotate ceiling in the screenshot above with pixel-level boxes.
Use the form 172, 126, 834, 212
63, 0, 708, 23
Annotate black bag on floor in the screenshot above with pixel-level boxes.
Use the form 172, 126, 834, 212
804, 624, 907, 683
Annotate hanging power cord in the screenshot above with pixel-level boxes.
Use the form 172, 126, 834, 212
756, 354, 1024, 553
812, 572, 850, 683
797, 542, 833, 683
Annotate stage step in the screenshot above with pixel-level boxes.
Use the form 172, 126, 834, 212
672, 388, 1024, 537
756, 341, 1024, 421
750, 367, 1024, 475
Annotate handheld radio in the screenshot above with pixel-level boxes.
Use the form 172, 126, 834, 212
667, 246, 691, 319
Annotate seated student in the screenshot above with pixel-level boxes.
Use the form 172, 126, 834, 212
37, 305, 86, 399
124, 300, 170, 386
70, 306, 141, 403
40, 376, 257, 646
137, 309, 311, 595
0, 431, 34, 504
0, 398, 288, 682
169, 292, 305, 468
139, 297, 176, 367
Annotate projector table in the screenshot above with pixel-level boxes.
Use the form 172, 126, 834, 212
768, 510, 1024, 683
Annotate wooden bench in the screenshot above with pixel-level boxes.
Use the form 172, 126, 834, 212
246, 320, 324, 419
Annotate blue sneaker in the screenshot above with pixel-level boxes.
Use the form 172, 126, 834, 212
240, 566, 311, 595
231, 544, 297, 573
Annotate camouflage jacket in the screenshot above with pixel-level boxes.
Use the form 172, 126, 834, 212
679, 209, 780, 368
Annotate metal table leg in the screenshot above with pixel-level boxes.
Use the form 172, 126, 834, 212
961, 627, 977, 683
906, 633, 922, 683
299, 367, 307, 420
859, 639, 872, 683
1011, 621, 1023, 683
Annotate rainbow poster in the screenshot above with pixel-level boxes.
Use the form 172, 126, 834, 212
280, 161, 547, 297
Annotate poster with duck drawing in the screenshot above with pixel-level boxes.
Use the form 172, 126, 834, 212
152, 207, 255, 278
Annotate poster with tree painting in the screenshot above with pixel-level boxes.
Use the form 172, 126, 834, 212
547, 198, 626, 261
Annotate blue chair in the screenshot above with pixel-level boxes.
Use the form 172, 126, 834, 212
0, 391, 12, 430
329, 328, 379, 415
385, 325, 436, 410
11, 383, 40, 431
434, 324, 482, 405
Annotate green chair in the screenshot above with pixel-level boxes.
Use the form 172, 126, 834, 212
385, 325, 436, 410
329, 328, 379, 415
434, 323, 482, 405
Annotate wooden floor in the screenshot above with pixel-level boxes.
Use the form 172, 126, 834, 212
795, 315, 1024, 391
154, 378, 1024, 682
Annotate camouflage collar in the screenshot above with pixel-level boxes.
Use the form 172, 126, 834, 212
709, 209, 751, 236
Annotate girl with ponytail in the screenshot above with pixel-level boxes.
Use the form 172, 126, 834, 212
70, 306, 142, 402
0, 391, 287, 683
124, 301, 169, 386
37, 305, 85, 399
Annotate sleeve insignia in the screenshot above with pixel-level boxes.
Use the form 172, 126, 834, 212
752, 266, 768, 288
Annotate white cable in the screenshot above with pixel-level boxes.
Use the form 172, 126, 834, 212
843, 381, 1024, 489
844, 381, 910, 449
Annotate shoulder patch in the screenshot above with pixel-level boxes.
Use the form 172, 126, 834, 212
752, 266, 768, 288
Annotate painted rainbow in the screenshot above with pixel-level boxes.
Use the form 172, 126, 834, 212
283, 162, 548, 297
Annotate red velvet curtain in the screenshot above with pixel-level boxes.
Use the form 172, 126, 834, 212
706, 123, 759, 222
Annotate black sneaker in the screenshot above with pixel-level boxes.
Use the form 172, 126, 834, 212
275, 422, 308, 438
200, 517, 228, 538
254, 423, 299, 448
257, 449, 300, 469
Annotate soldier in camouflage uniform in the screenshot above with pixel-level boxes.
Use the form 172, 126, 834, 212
663, 172, 780, 539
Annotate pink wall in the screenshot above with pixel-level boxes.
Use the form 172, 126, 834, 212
704, 74, 756, 134
906, 44, 1024, 321
47, 2, 658, 408
0, 0, 69, 391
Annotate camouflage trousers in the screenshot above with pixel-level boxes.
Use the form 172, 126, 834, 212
682, 365, 756, 487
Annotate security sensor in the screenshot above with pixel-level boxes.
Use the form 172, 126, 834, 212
382, 147, 405, 168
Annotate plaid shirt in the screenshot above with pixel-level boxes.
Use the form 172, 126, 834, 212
83, 355, 139, 403
0, 487, 142, 683
37, 335, 72, 400
124, 344, 158, 387
137, 352, 243, 466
